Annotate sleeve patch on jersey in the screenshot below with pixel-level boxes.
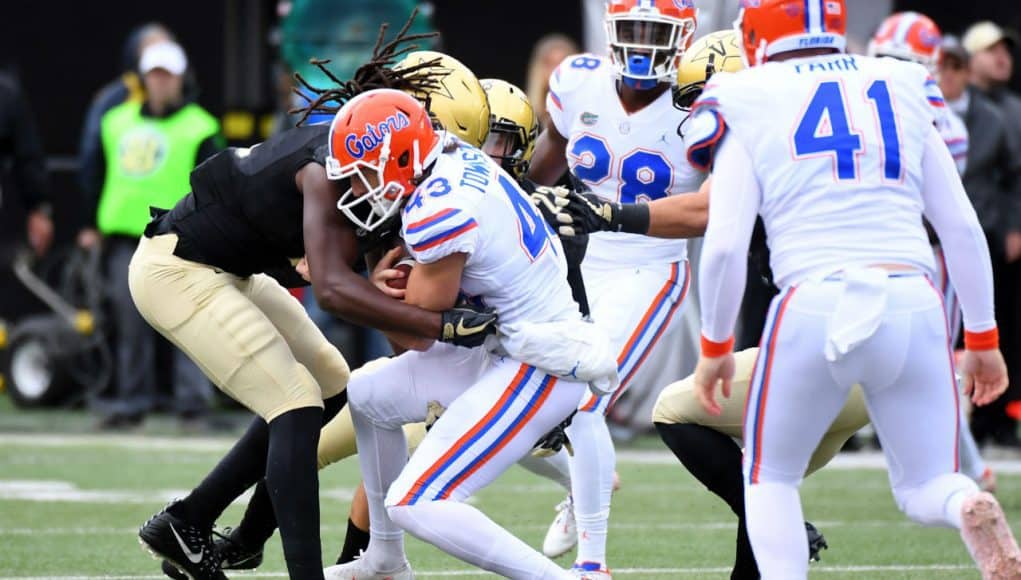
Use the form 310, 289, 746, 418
409, 219, 479, 252
687, 110, 727, 173
406, 208, 462, 235
928, 96, 946, 108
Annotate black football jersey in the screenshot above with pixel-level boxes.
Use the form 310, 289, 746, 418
148, 124, 329, 277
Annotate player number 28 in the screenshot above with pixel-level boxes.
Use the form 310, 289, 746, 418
569, 136, 673, 203
793, 80, 902, 181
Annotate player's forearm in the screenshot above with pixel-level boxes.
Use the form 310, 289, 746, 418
314, 272, 441, 339
647, 187, 709, 238
920, 128, 997, 340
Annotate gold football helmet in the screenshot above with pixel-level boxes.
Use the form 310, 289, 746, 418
673, 30, 744, 110
394, 50, 490, 148
480, 79, 539, 178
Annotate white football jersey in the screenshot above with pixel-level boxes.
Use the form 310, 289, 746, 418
687, 54, 947, 287
547, 53, 705, 267
401, 143, 579, 328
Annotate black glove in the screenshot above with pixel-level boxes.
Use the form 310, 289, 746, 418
532, 411, 576, 457
439, 305, 498, 348
533, 187, 650, 237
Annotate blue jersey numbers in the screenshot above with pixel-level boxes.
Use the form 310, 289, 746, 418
498, 174, 552, 261
793, 80, 902, 182
569, 136, 673, 203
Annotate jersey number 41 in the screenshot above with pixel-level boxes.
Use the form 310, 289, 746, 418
793, 80, 903, 182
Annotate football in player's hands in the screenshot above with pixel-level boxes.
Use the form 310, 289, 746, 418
386, 258, 416, 290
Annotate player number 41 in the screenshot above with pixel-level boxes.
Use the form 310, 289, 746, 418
793, 80, 902, 181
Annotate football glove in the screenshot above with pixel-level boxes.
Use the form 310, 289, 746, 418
532, 411, 576, 457
424, 400, 447, 431
806, 521, 828, 562
533, 188, 650, 237
439, 305, 498, 348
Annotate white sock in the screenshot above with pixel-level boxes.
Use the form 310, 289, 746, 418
566, 410, 615, 567
350, 404, 408, 571
388, 501, 572, 580
745, 481, 808, 579
517, 450, 572, 492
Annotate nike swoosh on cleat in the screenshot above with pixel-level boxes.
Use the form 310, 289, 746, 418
169, 523, 205, 564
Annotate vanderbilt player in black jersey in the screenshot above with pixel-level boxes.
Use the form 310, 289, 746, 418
133, 16, 496, 580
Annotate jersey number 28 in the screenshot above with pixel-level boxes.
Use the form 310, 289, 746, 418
569, 135, 673, 203
793, 80, 902, 182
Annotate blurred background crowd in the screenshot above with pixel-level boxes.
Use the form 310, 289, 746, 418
1, 0, 1020, 450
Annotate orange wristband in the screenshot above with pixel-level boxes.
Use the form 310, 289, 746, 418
701, 335, 735, 357
965, 327, 999, 351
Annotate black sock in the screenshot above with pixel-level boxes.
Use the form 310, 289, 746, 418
236, 480, 276, 549
337, 518, 371, 564
267, 406, 325, 580
655, 422, 759, 579
170, 416, 269, 528
234, 393, 348, 549
323, 391, 347, 424
733, 516, 759, 580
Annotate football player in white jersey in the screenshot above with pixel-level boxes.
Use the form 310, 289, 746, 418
526, 1, 704, 575
323, 89, 618, 580
688, 1, 1021, 578
868, 10, 995, 493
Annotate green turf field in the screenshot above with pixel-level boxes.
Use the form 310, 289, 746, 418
1, 418, 1016, 580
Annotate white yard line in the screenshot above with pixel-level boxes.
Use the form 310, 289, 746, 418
3, 433, 1020, 474
0, 480, 353, 504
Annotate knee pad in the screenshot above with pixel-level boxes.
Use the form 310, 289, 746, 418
895, 472, 978, 527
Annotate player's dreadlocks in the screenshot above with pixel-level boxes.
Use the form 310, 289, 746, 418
291, 8, 446, 126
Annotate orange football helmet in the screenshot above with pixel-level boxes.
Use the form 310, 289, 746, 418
328, 89, 442, 231
867, 12, 942, 72
735, 0, 847, 67
605, 0, 698, 89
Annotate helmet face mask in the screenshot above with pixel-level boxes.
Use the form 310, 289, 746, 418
604, 0, 698, 90
483, 122, 528, 175
335, 152, 409, 232
327, 89, 441, 232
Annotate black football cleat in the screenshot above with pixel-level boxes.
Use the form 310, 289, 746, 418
160, 526, 263, 579
213, 526, 264, 570
138, 501, 226, 580
806, 521, 829, 562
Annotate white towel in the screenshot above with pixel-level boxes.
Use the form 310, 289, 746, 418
824, 268, 889, 362
498, 318, 620, 396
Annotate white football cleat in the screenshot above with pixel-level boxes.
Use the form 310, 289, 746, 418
324, 554, 415, 580
960, 491, 1021, 579
543, 496, 578, 558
